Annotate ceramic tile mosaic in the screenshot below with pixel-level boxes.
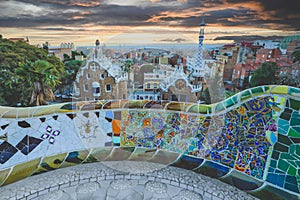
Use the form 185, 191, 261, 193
0, 85, 299, 199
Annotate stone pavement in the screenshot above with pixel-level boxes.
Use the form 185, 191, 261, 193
0, 161, 258, 200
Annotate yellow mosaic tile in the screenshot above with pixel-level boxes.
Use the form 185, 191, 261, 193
35, 153, 68, 173
32, 104, 62, 117
0, 168, 11, 186
59, 150, 89, 168
1, 108, 18, 118
0, 107, 11, 117
3, 158, 41, 185
271, 85, 288, 95
88, 147, 113, 161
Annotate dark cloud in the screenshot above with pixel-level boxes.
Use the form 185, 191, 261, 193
214, 35, 285, 42
0, 0, 299, 32
37, 27, 87, 31
226, 0, 300, 17
160, 38, 187, 43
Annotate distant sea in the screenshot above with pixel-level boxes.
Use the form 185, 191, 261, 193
77, 43, 223, 51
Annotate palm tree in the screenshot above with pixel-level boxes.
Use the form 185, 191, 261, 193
123, 59, 134, 87
17, 60, 61, 106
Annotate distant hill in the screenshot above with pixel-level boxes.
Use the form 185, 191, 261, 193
214, 35, 285, 43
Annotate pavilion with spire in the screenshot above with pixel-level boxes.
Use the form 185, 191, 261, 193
160, 15, 208, 103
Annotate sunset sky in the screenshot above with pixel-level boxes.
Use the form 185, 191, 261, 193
0, 0, 299, 46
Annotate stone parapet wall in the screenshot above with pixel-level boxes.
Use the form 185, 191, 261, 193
0, 85, 299, 199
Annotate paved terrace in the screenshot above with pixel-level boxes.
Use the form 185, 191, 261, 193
0, 85, 299, 199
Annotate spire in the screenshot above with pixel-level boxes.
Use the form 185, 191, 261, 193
192, 14, 205, 78
200, 14, 206, 27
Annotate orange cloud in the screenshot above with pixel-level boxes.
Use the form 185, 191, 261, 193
146, 8, 202, 23
70, 2, 101, 7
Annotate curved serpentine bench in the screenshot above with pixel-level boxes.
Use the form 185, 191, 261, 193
0, 85, 299, 199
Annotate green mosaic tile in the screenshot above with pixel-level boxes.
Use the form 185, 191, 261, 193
278, 128, 288, 135
251, 87, 264, 96
286, 160, 298, 168
288, 87, 300, 96
278, 118, 290, 127
279, 153, 296, 160
231, 95, 238, 104
295, 161, 300, 167
287, 166, 297, 176
286, 175, 298, 185
278, 119, 290, 135
241, 89, 252, 101
293, 127, 300, 133
263, 86, 270, 93
290, 118, 300, 126
289, 145, 296, 154
289, 99, 300, 110
288, 128, 300, 138
270, 159, 277, 168
188, 105, 212, 114
215, 102, 225, 112
292, 110, 300, 116
224, 98, 234, 108
296, 145, 300, 156
284, 182, 299, 193
278, 160, 289, 171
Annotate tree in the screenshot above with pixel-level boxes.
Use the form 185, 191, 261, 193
0, 37, 64, 106
63, 53, 71, 61
291, 47, 300, 63
17, 60, 61, 106
42, 41, 49, 51
250, 62, 279, 87
123, 59, 134, 87
71, 51, 81, 60
56, 60, 83, 95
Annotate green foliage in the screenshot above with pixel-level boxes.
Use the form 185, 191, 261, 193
250, 62, 279, 87
56, 60, 83, 94
71, 51, 81, 60
123, 59, 134, 73
0, 38, 64, 106
63, 53, 71, 61
291, 47, 300, 63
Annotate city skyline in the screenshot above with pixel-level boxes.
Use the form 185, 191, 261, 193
0, 0, 299, 46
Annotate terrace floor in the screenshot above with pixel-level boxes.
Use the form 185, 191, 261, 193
0, 161, 257, 200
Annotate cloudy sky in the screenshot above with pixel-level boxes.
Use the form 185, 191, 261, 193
0, 0, 299, 46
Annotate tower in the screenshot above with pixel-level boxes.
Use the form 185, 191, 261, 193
94, 39, 102, 59
188, 15, 206, 96
193, 15, 206, 77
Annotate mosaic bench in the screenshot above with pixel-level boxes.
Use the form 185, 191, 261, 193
0, 85, 299, 199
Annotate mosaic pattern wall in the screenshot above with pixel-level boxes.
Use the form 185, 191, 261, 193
0, 85, 299, 199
